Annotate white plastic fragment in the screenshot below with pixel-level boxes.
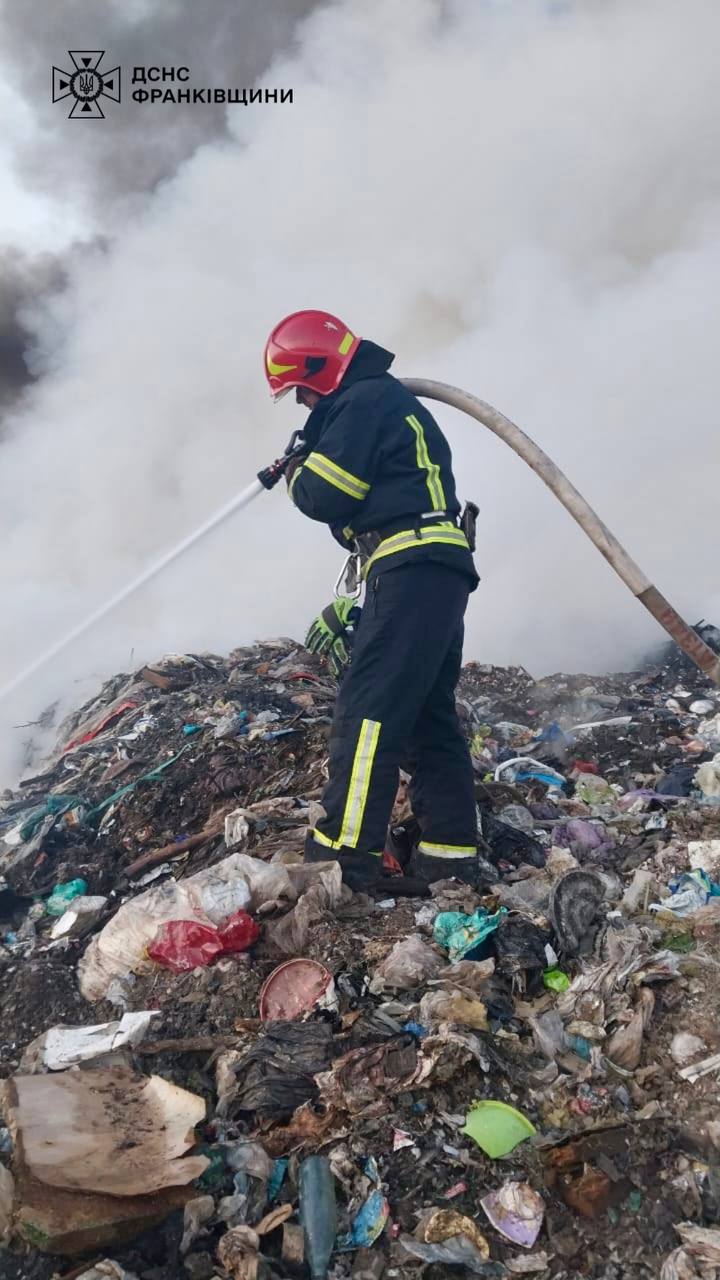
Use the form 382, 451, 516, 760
224, 809, 251, 847
676, 1222, 720, 1264
368, 934, 446, 993
507, 1255, 551, 1275
690, 699, 715, 716
678, 1052, 720, 1083
181, 1195, 215, 1254
688, 838, 720, 871
696, 714, 720, 750
73, 1263, 140, 1280
49, 894, 108, 940
20, 1011, 160, 1071
670, 1033, 707, 1067
660, 1247, 699, 1280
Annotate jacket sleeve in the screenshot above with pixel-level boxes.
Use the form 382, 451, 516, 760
288, 395, 379, 525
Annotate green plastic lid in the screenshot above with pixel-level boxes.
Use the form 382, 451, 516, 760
463, 1100, 536, 1158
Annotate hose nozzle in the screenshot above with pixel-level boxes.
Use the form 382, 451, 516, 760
258, 429, 307, 490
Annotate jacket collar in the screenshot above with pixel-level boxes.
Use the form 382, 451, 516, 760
303, 339, 395, 443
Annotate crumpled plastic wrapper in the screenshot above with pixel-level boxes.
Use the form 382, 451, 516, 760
368, 933, 446, 993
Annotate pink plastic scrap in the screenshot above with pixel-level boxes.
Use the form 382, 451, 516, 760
258, 958, 334, 1021
481, 1181, 545, 1249
444, 1181, 468, 1199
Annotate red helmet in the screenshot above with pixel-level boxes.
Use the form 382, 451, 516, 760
264, 309, 361, 401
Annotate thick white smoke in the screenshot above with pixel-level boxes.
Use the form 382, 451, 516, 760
2, 0, 719, 781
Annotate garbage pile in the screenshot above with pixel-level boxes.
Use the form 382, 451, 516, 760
2, 636, 720, 1279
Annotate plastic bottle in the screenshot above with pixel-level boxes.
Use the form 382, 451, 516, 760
299, 1155, 337, 1280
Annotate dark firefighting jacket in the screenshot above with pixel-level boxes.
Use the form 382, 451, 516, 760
288, 341, 478, 585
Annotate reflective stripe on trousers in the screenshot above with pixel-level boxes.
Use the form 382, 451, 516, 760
312, 717, 381, 849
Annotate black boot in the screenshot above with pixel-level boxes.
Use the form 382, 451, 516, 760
413, 845, 494, 889
304, 830, 382, 892
386, 818, 421, 870
305, 830, 429, 897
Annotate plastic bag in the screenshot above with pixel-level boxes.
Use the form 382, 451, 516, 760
480, 812, 546, 869
495, 756, 567, 790
498, 804, 536, 834
79, 852, 254, 1001
419, 989, 488, 1030
219, 910, 261, 952
148, 910, 260, 973
400, 1234, 502, 1275
573, 774, 616, 804
50, 894, 108, 940
493, 915, 550, 975
434, 908, 507, 962
46, 878, 88, 916
650, 870, 717, 918
606, 987, 655, 1070
148, 921, 224, 972
697, 714, 720, 751
553, 819, 609, 854
369, 933, 446, 993
696, 756, 720, 798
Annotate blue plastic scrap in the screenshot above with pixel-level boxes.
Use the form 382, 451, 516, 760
268, 1157, 288, 1202
337, 1190, 389, 1250
19, 794, 86, 841
85, 746, 190, 822
337, 1158, 389, 1251
434, 906, 507, 961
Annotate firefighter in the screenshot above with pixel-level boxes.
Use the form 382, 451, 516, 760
264, 309, 480, 892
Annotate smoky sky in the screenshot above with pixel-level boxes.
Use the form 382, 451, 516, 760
0, 0, 719, 786
0, 0, 318, 426
0, 0, 318, 213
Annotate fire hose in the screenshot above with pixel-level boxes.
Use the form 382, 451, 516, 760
403, 379, 720, 686
0, 386, 717, 706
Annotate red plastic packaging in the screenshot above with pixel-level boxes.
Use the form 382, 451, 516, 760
148, 910, 260, 972
148, 920, 223, 972
218, 909, 261, 953
571, 760, 600, 774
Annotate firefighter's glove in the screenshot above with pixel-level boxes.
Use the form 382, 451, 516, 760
326, 633, 351, 679
305, 597, 359, 656
306, 598, 362, 677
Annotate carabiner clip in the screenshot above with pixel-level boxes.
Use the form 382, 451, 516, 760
334, 552, 363, 601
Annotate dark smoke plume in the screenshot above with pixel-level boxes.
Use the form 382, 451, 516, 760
0, 249, 68, 421
0, 0, 317, 424
0, 0, 317, 212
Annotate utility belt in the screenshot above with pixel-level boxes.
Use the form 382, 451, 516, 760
356, 502, 478, 559
334, 504, 479, 597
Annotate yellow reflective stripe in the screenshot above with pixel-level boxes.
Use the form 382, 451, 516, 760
406, 414, 446, 510
288, 464, 303, 500
304, 451, 370, 501
338, 718, 381, 848
418, 841, 476, 857
267, 353, 297, 376
363, 526, 469, 577
312, 828, 343, 850
313, 827, 382, 858
338, 331, 354, 355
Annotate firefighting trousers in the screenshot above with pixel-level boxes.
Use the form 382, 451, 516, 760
309, 561, 477, 866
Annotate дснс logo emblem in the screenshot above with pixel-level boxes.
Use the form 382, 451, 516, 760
52, 51, 121, 118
